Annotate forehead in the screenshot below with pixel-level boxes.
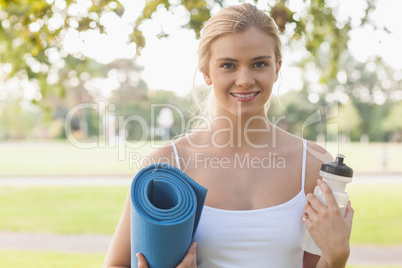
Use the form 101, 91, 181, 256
209, 28, 276, 60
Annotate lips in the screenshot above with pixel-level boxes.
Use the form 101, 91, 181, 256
230, 91, 260, 101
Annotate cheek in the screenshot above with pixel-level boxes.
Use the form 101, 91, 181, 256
210, 73, 228, 88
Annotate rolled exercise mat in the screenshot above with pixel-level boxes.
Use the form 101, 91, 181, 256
130, 163, 207, 268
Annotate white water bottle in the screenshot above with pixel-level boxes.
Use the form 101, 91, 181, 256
302, 154, 353, 255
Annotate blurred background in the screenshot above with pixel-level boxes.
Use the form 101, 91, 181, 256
0, 0, 401, 267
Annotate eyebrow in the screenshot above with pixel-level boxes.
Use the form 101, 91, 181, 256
216, 56, 272, 62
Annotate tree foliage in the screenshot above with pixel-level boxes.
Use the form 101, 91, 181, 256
383, 101, 402, 135
1, 0, 399, 142
0, 0, 123, 105
0, 0, 385, 104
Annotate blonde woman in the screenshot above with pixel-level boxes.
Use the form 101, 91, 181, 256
104, 3, 353, 268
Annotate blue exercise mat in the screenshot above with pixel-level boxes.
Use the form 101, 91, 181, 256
130, 163, 207, 268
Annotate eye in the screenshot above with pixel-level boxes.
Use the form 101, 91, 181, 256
254, 61, 268, 68
220, 63, 234, 69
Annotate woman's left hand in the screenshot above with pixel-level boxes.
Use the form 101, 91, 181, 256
302, 180, 354, 266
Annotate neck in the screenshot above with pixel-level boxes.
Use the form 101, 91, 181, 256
208, 111, 276, 150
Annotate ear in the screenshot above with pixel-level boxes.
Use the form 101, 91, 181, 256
274, 59, 282, 82
203, 72, 212, 86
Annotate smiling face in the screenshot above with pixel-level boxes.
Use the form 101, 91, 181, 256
203, 27, 282, 118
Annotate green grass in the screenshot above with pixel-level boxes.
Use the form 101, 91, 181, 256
0, 250, 105, 268
0, 141, 153, 176
0, 141, 401, 176
0, 185, 401, 268
348, 184, 402, 245
1, 184, 402, 245
0, 250, 400, 268
0, 186, 128, 234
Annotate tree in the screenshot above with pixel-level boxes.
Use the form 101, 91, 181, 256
334, 101, 362, 141
2, 0, 396, 144
338, 55, 398, 141
0, 0, 386, 106
0, 0, 123, 107
268, 89, 323, 140
383, 101, 402, 142
109, 59, 150, 140
0, 100, 39, 139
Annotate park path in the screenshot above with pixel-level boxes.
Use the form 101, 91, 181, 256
0, 231, 401, 266
1, 174, 402, 186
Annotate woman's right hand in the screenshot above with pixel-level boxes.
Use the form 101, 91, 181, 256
137, 242, 197, 268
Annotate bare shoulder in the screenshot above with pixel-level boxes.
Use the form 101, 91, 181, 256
304, 141, 334, 194
167, 132, 206, 155
139, 140, 179, 169
273, 126, 334, 194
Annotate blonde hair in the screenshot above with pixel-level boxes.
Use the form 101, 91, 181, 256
191, 3, 282, 125
198, 3, 282, 74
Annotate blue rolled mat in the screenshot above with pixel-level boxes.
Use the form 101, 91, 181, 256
130, 163, 207, 268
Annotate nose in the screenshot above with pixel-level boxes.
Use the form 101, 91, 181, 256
235, 67, 255, 88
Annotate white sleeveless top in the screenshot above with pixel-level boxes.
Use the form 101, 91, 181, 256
170, 140, 308, 268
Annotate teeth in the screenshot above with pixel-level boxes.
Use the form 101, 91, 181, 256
232, 92, 258, 98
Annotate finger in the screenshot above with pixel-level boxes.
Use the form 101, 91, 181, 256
302, 213, 313, 230
317, 180, 338, 208
137, 253, 149, 268
176, 242, 197, 268
306, 193, 325, 213
344, 200, 354, 224
304, 202, 318, 222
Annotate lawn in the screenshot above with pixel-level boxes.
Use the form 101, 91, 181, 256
0, 250, 399, 268
1, 184, 401, 245
0, 141, 153, 176
1, 184, 401, 268
0, 186, 128, 234
348, 183, 402, 245
0, 141, 401, 176
0, 250, 105, 267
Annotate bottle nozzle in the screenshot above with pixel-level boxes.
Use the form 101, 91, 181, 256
335, 154, 345, 164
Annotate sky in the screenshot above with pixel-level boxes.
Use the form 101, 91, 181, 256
72, 0, 402, 97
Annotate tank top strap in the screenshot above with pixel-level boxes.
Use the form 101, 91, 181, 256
170, 140, 181, 170
301, 139, 307, 191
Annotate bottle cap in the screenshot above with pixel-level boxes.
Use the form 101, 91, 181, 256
320, 154, 353, 178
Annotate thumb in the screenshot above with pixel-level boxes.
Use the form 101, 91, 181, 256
137, 253, 149, 268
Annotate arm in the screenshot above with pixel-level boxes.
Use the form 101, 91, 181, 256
303, 252, 320, 268
103, 189, 131, 268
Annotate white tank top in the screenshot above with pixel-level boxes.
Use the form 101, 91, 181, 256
170, 140, 308, 268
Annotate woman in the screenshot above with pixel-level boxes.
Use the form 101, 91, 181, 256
104, 3, 353, 268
